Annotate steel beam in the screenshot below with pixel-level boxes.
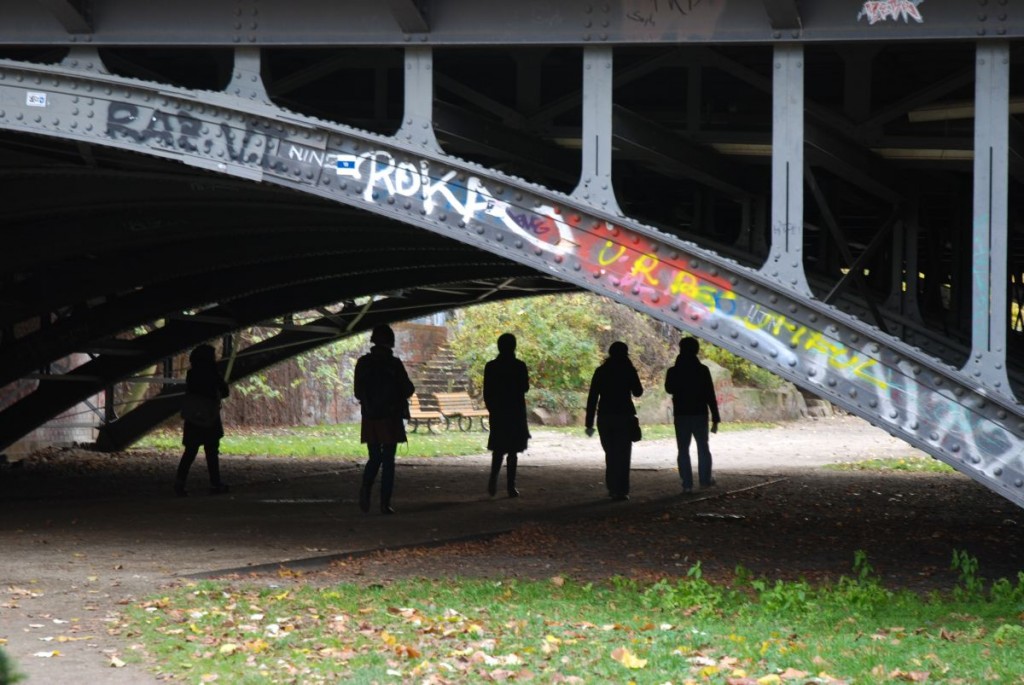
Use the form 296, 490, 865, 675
2, 58, 1024, 509
2, 269, 555, 452
387, 0, 429, 34
2, 1, 1019, 45
611, 105, 757, 200
0, 245, 494, 388
95, 279, 570, 450
966, 41, 1013, 397
762, 0, 801, 31
572, 46, 620, 214
397, 47, 440, 152
35, 0, 91, 34
764, 43, 810, 295
432, 101, 577, 185
806, 166, 888, 334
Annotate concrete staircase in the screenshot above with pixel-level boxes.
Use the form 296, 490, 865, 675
410, 343, 471, 410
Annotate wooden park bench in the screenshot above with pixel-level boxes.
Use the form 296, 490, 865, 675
435, 391, 489, 431
408, 394, 444, 433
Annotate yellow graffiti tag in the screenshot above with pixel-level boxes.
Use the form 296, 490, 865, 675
597, 240, 627, 266
742, 307, 888, 389
630, 254, 661, 286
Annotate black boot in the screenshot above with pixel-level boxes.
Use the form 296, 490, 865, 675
380, 479, 394, 515
506, 454, 519, 498
488, 453, 503, 496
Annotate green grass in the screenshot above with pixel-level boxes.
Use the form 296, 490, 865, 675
132, 422, 767, 458
120, 552, 1024, 684
132, 424, 491, 459
827, 456, 956, 473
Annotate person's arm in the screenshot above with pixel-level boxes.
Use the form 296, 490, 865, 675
482, 361, 495, 412
397, 360, 415, 399
352, 357, 366, 403
584, 368, 600, 436
704, 367, 721, 429
519, 360, 530, 395
664, 366, 675, 395
631, 366, 644, 398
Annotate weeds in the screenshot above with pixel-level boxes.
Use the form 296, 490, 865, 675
951, 548, 985, 600
120, 552, 1024, 684
827, 456, 955, 473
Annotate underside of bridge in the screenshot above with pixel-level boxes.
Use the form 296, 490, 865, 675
2, 1, 1024, 507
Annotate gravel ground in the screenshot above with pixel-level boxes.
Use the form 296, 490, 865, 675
1, 416, 1022, 683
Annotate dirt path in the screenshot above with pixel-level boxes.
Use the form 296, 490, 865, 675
1, 416, 1021, 683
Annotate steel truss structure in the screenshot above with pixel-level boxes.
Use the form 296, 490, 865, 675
2, 1, 1024, 507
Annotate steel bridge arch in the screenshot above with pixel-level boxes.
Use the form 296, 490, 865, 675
2, 56, 1024, 508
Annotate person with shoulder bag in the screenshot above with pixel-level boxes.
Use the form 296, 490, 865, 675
584, 341, 644, 501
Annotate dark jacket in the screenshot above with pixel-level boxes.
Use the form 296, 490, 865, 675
665, 354, 721, 423
182, 364, 229, 445
353, 345, 415, 421
483, 352, 531, 453
585, 357, 643, 429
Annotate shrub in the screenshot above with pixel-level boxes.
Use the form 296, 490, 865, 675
0, 648, 24, 685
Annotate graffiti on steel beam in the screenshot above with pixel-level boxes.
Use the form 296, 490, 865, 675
857, 0, 924, 25
0, 91, 981, 496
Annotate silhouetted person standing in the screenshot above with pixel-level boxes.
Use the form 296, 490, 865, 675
665, 337, 721, 492
483, 333, 530, 498
585, 341, 643, 501
175, 344, 230, 496
353, 324, 415, 514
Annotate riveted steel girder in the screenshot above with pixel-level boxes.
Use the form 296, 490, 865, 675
0, 268, 565, 452
95, 277, 568, 450
1, 59, 1023, 509
3, 0, 1021, 45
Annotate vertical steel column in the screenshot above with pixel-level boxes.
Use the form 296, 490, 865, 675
966, 41, 1012, 396
764, 44, 810, 295
397, 47, 441, 152
886, 199, 923, 324
228, 47, 270, 103
572, 46, 621, 215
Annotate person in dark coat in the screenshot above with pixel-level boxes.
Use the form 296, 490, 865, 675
174, 344, 230, 496
483, 333, 531, 497
665, 336, 721, 492
584, 341, 643, 501
353, 324, 415, 514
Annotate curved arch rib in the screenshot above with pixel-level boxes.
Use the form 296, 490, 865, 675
1, 60, 1023, 507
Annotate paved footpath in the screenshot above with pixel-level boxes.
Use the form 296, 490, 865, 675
0, 417, 928, 683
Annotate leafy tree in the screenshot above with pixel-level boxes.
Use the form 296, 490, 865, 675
449, 293, 607, 396
449, 292, 783, 412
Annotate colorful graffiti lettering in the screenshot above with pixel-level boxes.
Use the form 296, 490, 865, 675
104, 99, 891, 399
742, 305, 887, 389
507, 210, 551, 237
857, 0, 924, 25
874, 376, 1015, 463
